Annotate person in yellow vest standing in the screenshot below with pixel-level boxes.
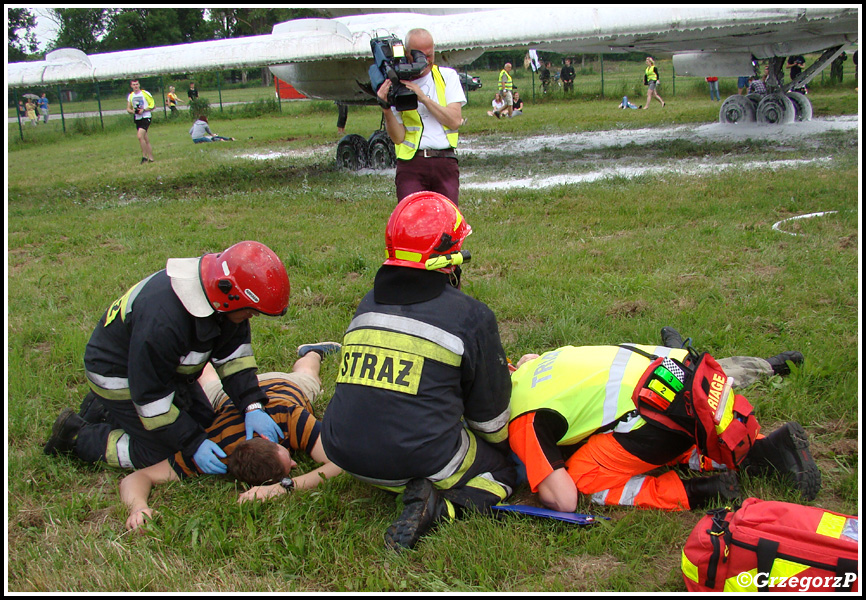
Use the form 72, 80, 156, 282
507, 328, 818, 513
499, 62, 514, 118
642, 57, 665, 110
127, 79, 156, 163
377, 28, 466, 205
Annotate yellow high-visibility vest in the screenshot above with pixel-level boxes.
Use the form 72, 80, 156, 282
395, 66, 458, 160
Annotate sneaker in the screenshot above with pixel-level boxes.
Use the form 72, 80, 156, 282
140, 157, 148, 164
43, 408, 85, 456
660, 326, 685, 348
297, 341, 341, 359
741, 422, 821, 501
79, 391, 108, 424
384, 478, 449, 552
682, 472, 740, 509
766, 351, 804, 376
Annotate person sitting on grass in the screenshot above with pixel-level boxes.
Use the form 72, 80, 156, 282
487, 92, 507, 119
189, 114, 235, 143
115, 344, 343, 531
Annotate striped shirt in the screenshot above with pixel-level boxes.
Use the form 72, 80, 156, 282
170, 376, 320, 478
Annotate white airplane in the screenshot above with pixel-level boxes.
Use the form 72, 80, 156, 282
8, 7, 858, 167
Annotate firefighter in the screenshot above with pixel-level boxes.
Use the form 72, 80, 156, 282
322, 191, 516, 551
508, 329, 819, 512
44, 241, 291, 475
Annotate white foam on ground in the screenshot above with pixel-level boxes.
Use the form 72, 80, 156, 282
461, 157, 833, 190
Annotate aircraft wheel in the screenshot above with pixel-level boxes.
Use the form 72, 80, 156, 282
786, 91, 812, 122
719, 95, 756, 124
336, 134, 369, 170
367, 131, 396, 169
756, 92, 795, 125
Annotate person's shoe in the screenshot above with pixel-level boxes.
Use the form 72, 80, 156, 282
766, 351, 804, 376
43, 408, 85, 456
78, 392, 108, 424
740, 422, 821, 501
660, 326, 685, 348
683, 472, 740, 509
297, 341, 341, 359
140, 157, 148, 164
384, 478, 450, 552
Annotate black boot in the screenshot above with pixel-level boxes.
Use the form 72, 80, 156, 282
765, 351, 804, 376
384, 478, 452, 552
43, 408, 86, 456
682, 472, 740, 509
661, 326, 685, 348
78, 391, 108, 423
740, 422, 821, 501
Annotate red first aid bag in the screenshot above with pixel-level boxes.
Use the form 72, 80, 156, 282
682, 498, 859, 592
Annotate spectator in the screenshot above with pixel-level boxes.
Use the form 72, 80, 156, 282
560, 58, 575, 93
25, 99, 37, 126
540, 61, 552, 94
487, 92, 506, 118
166, 86, 184, 116
189, 115, 235, 143
38, 93, 50, 123
787, 55, 807, 94
512, 91, 524, 115
619, 96, 641, 110
498, 62, 514, 117
188, 82, 199, 102
706, 76, 720, 101
126, 79, 155, 163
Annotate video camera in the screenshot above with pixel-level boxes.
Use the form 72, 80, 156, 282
368, 35, 428, 112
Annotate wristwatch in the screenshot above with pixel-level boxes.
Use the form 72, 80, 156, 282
279, 477, 295, 492
245, 402, 263, 413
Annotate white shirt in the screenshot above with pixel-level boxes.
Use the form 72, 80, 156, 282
129, 91, 152, 120
393, 66, 466, 150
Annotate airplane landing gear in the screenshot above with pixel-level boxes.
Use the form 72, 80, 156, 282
336, 134, 369, 170
756, 92, 796, 124
719, 95, 756, 124
335, 131, 396, 171
785, 91, 812, 122
367, 131, 396, 169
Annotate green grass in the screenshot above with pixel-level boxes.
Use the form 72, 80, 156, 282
6, 85, 859, 592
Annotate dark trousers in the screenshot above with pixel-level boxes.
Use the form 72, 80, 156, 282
75, 385, 214, 469
395, 155, 459, 205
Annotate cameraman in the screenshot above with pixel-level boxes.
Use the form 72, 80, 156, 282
377, 28, 466, 205
126, 79, 155, 164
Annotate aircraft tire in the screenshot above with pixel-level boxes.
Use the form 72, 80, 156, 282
367, 131, 396, 169
756, 92, 796, 125
786, 91, 812, 122
719, 95, 756, 124
336, 134, 369, 170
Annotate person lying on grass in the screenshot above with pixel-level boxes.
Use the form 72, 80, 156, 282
119, 344, 343, 531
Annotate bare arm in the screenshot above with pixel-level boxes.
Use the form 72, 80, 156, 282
238, 438, 342, 503
118, 459, 179, 531
537, 468, 579, 513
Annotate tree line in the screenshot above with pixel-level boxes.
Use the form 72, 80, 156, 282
8, 8, 328, 60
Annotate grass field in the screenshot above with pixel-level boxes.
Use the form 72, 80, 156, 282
6, 80, 860, 592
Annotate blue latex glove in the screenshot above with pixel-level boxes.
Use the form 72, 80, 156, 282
193, 439, 228, 474
245, 408, 284, 442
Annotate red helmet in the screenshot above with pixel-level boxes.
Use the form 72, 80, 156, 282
200, 241, 290, 316
384, 191, 471, 271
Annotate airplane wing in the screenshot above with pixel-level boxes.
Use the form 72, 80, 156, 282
8, 7, 858, 104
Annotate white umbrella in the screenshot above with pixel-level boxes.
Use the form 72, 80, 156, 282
22, 93, 40, 99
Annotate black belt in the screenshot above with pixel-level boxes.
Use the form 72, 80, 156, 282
418, 148, 456, 158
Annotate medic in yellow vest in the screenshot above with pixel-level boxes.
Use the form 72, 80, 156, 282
507, 332, 819, 513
